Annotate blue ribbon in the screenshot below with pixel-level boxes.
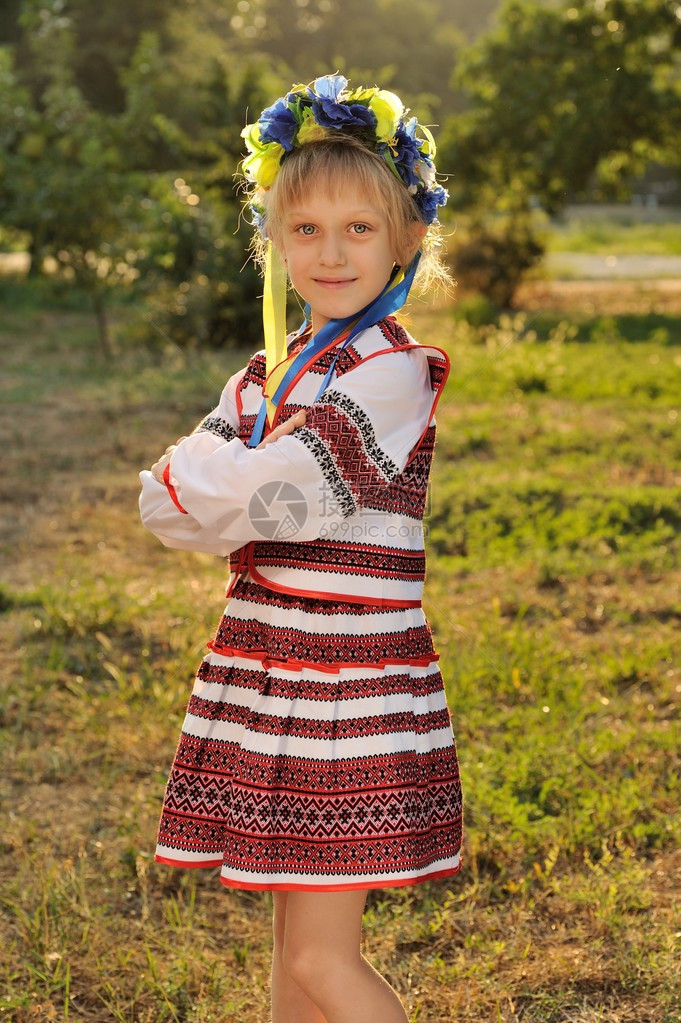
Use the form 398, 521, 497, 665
247, 255, 420, 447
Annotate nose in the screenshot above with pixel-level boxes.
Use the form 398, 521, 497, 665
318, 232, 346, 267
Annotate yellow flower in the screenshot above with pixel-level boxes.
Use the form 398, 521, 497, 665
418, 124, 437, 158
347, 86, 378, 103
241, 121, 265, 155
242, 142, 285, 187
297, 108, 329, 145
369, 90, 404, 141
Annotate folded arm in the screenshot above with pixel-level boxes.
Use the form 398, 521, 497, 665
139, 347, 434, 554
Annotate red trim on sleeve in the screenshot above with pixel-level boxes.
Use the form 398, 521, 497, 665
235, 370, 246, 419
162, 462, 189, 515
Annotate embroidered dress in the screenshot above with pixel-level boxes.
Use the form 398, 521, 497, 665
139, 317, 463, 891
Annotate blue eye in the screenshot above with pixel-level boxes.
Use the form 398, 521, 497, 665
298, 224, 316, 235
351, 224, 369, 234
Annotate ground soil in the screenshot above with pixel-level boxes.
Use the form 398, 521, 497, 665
516, 276, 681, 316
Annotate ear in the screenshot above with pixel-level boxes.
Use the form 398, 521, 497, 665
398, 222, 427, 266
413, 222, 428, 249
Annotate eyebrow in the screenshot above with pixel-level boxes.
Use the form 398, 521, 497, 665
285, 208, 381, 218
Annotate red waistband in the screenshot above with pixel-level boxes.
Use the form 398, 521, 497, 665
207, 641, 439, 675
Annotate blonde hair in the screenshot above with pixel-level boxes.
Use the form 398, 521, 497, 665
248, 136, 451, 293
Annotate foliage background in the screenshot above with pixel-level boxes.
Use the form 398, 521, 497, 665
1, 2, 680, 1021
2, 0, 680, 340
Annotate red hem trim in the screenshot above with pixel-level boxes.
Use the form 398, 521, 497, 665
163, 463, 189, 515
206, 640, 439, 673
245, 553, 422, 607
218, 862, 462, 892
155, 853, 224, 869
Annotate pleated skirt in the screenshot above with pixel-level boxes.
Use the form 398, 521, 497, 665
155, 577, 463, 891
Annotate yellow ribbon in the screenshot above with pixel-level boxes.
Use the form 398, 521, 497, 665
262, 241, 290, 425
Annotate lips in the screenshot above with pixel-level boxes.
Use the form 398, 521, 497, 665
314, 277, 357, 287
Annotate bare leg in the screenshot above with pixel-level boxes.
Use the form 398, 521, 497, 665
271, 892, 328, 1023
276, 889, 409, 1023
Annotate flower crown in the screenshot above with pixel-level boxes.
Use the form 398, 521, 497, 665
240, 74, 448, 232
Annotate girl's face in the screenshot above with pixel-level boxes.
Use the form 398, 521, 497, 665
277, 182, 398, 332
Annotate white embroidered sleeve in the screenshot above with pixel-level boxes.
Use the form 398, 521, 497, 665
140, 347, 435, 552
138, 367, 245, 554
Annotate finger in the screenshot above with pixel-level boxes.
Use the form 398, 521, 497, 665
151, 451, 172, 481
276, 410, 307, 436
255, 411, 307, 449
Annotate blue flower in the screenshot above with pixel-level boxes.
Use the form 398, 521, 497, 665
313, 74, 348, 101
311, 97, 377, 133
392, 121, 422, 187
259, 97, 298, 152
242, 74, 448, 234
251, 202, 267, 231
416, 184, 448, 224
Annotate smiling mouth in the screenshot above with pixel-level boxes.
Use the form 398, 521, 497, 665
314, 277, 357, 286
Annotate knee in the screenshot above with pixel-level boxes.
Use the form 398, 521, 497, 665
281, 940, 330, 995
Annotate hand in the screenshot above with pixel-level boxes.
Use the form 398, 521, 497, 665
150, 436, 188, 483
256, 410, 307, 449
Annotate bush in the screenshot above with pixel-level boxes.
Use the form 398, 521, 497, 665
125, 175, 263, 351
453, 292, 500, 326
449, 217, 545, 308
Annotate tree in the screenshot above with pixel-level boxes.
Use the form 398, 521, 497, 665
0, 3, 267, 353
0, 15, 183, 354
438, 0, 681, 302
173, 0, 466, 121
5, 0, 186, 112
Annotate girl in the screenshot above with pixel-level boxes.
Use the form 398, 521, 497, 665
139, 74, 463, 1023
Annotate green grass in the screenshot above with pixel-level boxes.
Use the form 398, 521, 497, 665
516, 309, 681, 346
542, 205, 681, 257
1, 293, 680, 1022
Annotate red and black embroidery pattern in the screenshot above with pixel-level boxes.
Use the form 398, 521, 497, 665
159, 783, 462, 878
187, 698, 451, 741
248, 539, 426, 581
154, 320, 462, 890
157, 724, 463, 881
155, 579, 463, 889
196, 661, 447, 701
295, 388, 401, 518
216, 579, 410, 615
199, 415, 238, 442
168, 735, 457, 793
354, 425, 436, 519
211, 614, 436, 666
378, 316, 412, 350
